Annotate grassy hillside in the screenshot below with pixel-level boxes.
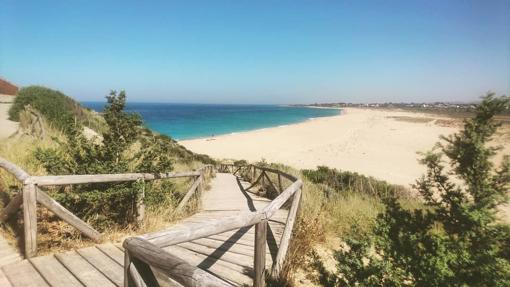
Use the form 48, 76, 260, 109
9, 86, 106, 133
0, 86, 215, 254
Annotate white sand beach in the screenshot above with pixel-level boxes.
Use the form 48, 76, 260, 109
181, 108, 509, 187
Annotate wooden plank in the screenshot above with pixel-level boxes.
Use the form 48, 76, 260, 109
191, 237, 272, 257
96, 244, 124, 266
277, 174, 283, 193
165, 245, 253, 286
176, 222, 285, 239
2, 260, 50, 287
123, 237, 232, 287
262, 179, 302, 218
263, 172, 279, 194
36, 188, 101, 242
77, 246, 124, 286
55, 250, 116, 287
30, 255, 83, 287
0, 157, 31, 182
178, 241, 272, 268
31, 171, 201, 186
254, 220, 267, 287
143, 211, 265, 247
0, 269, 12, 287
22, 183, 37, 258
0, 193, 22, 223
271, 188, 302, 278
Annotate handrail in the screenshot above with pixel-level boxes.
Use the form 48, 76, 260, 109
29, 170, 202, 186
0, 157, 31, 183
0, 156, 213, 258
124, 163, 303, 287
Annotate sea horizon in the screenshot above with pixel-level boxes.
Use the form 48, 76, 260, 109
82, 102, 341, 140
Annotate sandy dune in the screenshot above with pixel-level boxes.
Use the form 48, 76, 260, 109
0, 95, 18, 139
182, 108, 468, 187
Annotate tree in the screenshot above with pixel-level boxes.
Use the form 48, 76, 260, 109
322, 93, 510, 286
35, 91, 174, 228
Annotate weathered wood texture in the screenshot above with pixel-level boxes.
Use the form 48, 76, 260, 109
254, 220, 267, 287
129, 164, 302, 286
0, 156, 212, 258
175, 174, 203, 213
271, 188, 302, 277
36, 188, 101, 242
0, 157, 30, 182
22, 184, 37, 258
31, 170, 202, 186
124, 237, 232, 287
1, 244, 126, 287
0, 164, 300, 287
0, 236, 22, 268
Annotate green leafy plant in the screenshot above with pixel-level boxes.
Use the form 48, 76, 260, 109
35, 91, 175, 229
319, 93, 510, 286
9, 85, 104, 133
303, 166, 407, 198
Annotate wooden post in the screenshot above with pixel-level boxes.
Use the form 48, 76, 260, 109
124, 251, 133, 287
271, 188, 302, 278
261, 171, 266, 193
254, 220, 267, 287
136, 179, 145, 225
198, 172, 204, 194
23, 183, 37, 258
277, 173, 283, 193
175, 174, 202, 213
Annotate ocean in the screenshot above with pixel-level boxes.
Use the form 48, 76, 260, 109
83, 102, 340, 140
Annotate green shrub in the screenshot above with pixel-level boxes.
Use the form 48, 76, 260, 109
9, 85, 105, 133
35, 91, 175, 228
321, 93, 510, 286
302, 166, 408, 198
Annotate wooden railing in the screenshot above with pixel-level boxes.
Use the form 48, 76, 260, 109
0, 156, 213, 258
123, 163, 303, 287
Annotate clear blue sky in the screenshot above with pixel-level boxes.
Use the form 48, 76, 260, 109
1, 0, 509, 104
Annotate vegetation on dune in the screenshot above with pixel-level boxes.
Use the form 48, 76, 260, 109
234, 160, 407, 286
303, 166, 409, 199
1, 87, 216, 252
315, 94, 510, 286
34, 91, 177, 228
9, 86, 105, 133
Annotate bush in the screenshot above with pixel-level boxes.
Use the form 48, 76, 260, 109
321, 93, 510, 286
9, 85, 105, 133
302, 166, 408, 198
35, 91, 175, 228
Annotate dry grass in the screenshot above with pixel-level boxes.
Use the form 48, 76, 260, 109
253, 162, 419, 286
0, 122, 213, 256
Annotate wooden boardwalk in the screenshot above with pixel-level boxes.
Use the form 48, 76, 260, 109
0, 173, 290, 286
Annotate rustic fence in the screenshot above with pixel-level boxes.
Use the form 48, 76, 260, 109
123, 163, 303, 287
0, 156, 213, 258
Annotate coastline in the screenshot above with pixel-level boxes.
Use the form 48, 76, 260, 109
174, 110, 342, 141
180, 108, 509, 186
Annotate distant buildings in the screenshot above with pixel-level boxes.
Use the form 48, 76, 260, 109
0, 78, 18, 95
293, 100, 506, 115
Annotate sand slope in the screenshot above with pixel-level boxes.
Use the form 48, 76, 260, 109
0, 95, 18, 139
181, 108, 464, 186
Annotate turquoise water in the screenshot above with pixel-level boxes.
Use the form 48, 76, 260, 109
83, 103, 340, 140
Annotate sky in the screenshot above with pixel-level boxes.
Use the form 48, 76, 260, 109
1, 0, 509, 104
